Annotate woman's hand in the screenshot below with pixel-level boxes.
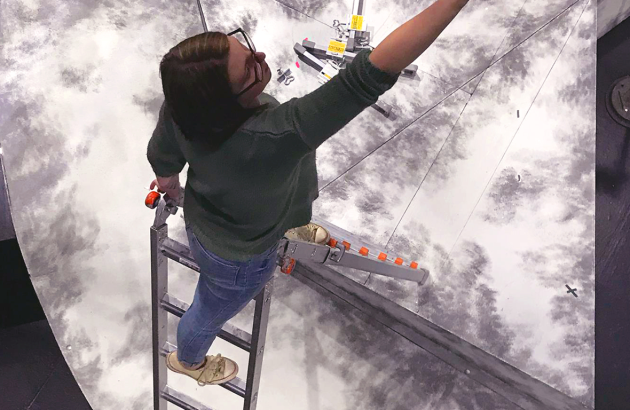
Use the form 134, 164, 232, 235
150, 175, 181, 201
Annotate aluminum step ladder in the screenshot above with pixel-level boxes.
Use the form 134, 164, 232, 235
145, 187, 430, 410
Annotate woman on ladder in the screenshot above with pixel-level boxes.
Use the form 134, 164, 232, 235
147, 0, 470, 386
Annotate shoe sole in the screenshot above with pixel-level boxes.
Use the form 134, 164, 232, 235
166, 352, 239, 385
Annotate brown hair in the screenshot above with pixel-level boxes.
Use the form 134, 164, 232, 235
159, 32, 270, 151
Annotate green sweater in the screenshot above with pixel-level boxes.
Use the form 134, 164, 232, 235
147, 48, 400, 262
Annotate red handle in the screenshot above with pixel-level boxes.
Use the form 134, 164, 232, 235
145, 191, 161, 209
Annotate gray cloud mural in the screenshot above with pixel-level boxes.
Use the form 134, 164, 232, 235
0, 0, 595, 408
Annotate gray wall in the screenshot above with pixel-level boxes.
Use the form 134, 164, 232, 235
0, 147, 16, 241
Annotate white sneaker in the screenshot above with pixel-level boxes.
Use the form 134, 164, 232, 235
166, 351, 238, 386
284, 223, 331, 245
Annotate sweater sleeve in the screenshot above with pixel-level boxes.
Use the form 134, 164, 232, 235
147, 101, 187, 177
243, 48, 401, 154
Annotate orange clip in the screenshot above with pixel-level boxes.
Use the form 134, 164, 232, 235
281, 258, 296, 275
359, 247, 369, 256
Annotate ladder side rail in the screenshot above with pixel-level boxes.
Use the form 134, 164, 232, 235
243, 280, 274, 410
151, 224, 169, 410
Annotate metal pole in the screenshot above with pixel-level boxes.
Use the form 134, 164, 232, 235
151, 224, 169, 410
243, 279, 274, 410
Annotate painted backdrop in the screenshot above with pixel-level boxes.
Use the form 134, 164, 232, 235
0, 0, 595, 408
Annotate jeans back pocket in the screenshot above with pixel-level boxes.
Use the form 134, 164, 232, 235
242, 244, 279, 287
186, 226, 241, 287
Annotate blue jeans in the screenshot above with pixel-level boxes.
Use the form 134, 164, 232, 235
177, 223, 279, 367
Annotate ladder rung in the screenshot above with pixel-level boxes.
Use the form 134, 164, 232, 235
161, 342, 248, 397
162, 385, 214, 410
161, 293, 253, 351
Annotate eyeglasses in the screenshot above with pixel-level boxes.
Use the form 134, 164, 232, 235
227, 28, 261, 99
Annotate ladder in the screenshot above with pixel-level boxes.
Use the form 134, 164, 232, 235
145, 187, 429, 410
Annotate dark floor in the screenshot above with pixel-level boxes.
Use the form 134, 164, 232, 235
595, 14, 630, 410
0, 240, 92, 410
1, 16, 630, 410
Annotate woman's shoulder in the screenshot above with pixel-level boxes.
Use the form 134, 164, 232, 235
258, 93, 281, 108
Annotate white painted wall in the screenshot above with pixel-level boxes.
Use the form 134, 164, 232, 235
598, 0, 630, 37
